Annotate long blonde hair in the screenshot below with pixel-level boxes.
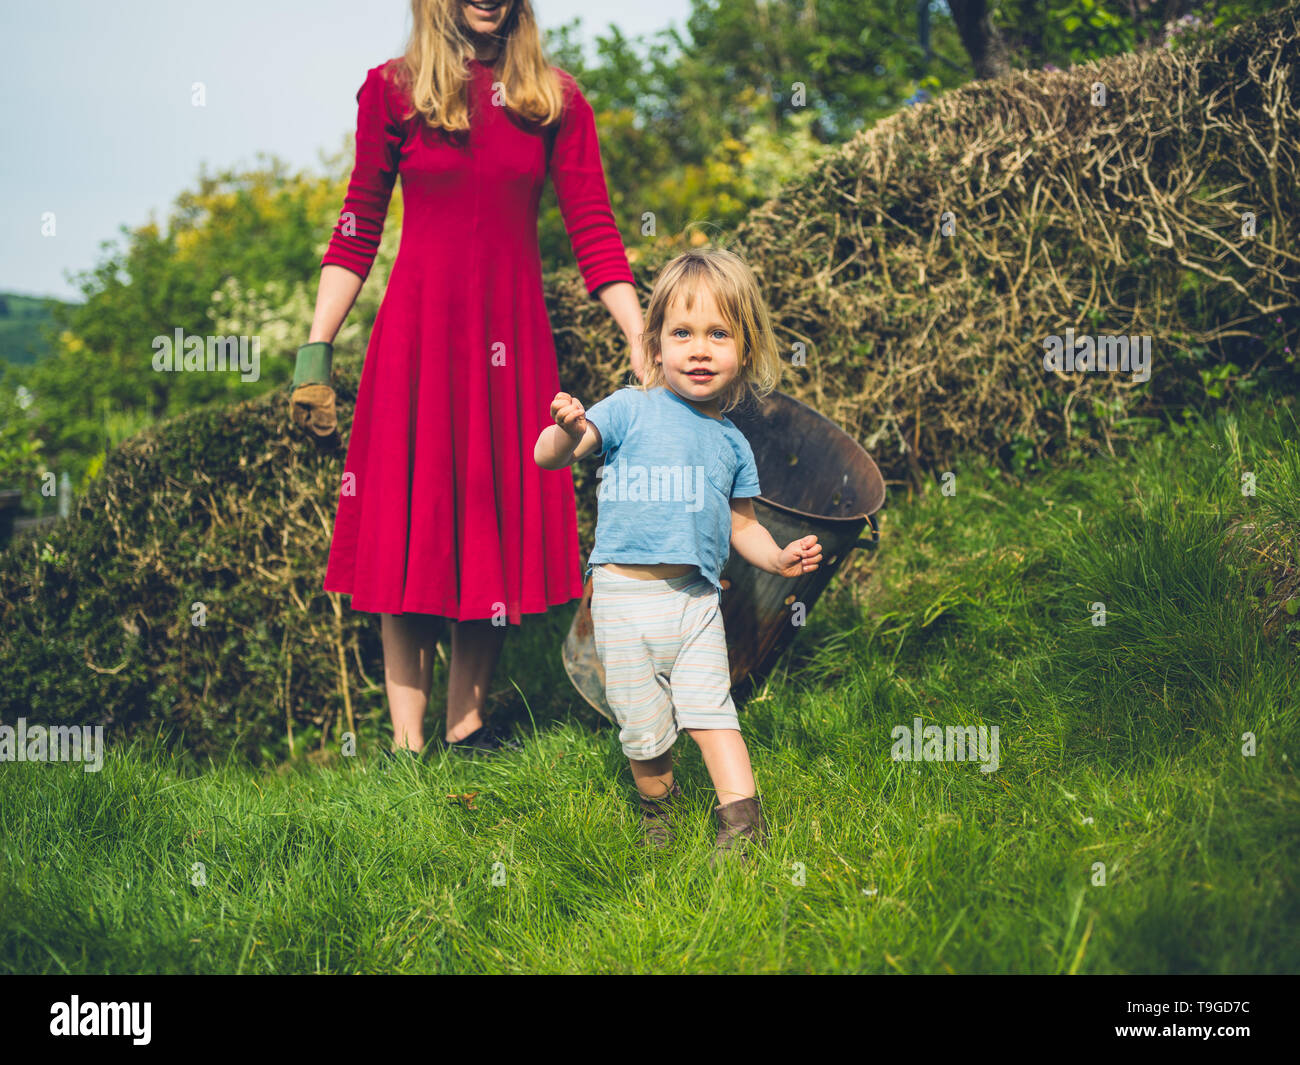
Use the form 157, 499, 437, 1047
385, 0, 565, 131
638, 247, 783, 415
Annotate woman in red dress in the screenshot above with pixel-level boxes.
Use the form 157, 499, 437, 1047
302, 0, 644, 753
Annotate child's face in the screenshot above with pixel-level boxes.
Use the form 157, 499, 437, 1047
656, 287, 739, 416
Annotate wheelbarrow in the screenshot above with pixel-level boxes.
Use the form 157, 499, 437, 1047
562, 389, 886, 721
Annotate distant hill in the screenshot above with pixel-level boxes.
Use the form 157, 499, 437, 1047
0, 291, 67, 365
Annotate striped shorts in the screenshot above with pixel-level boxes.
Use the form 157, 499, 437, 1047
590, 564, 741, 760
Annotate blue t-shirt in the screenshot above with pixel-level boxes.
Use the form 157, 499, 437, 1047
582, 384, 761, 593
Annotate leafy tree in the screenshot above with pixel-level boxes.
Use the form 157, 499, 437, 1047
12, 157, 339, 497
949, 0, 1286, 77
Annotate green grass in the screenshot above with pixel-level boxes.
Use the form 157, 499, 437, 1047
2, 396, 1297, 974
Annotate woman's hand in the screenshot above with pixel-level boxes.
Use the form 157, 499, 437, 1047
549, 391, 589, 442
290, 383, 338, 436
593, 281, 646, 382
629, 333, 647, 384
290, 341, 338, 437
775, 534, 822, 578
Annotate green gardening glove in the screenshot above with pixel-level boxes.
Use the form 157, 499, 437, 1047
290, 341, 336, 437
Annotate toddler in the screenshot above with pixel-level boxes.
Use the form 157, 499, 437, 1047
534, 247, 821, 864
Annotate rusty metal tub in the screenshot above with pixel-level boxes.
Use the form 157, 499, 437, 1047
562, 389, 886, 722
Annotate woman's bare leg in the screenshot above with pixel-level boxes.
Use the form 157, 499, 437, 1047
380, 613, 440, 752
445, 618, 509, 742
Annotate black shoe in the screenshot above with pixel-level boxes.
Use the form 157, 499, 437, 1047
444, 721, 523, 755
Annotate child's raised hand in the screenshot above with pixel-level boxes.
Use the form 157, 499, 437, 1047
777, 534, 822, 578
550, 391, 588, 442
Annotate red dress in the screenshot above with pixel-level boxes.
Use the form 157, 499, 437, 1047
321, 57, 634, 622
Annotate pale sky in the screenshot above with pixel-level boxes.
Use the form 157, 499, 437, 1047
0, 1, 694, 302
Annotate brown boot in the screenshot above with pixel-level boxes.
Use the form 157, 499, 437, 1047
709, 794, 768, 867
637, 780, 684, 848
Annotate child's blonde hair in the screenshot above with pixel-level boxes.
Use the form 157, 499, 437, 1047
636, 247, 782, 415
